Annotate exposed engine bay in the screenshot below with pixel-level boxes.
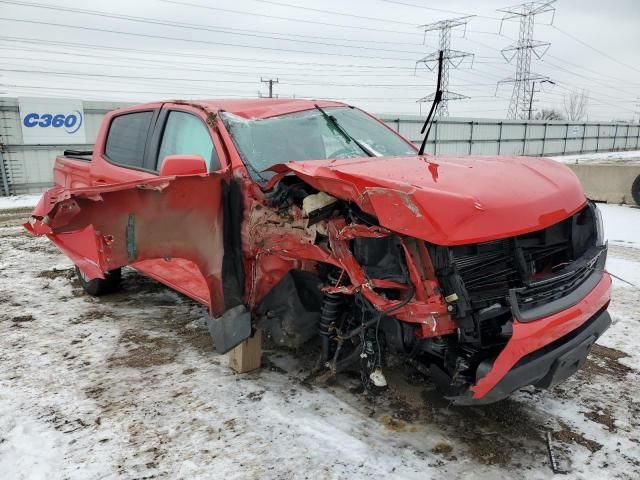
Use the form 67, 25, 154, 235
253, 175, 606, 400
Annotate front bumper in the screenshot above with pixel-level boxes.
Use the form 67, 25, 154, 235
450, 272, 612, 405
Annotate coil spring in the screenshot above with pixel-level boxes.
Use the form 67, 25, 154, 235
319, 292, 342, 337
319, 272, 343, 362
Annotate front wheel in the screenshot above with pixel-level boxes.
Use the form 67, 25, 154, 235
75, 266, 121, 296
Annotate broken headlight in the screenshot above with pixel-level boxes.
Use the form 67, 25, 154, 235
590, 201, 605, 247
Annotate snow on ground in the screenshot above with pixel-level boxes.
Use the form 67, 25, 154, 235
600, 203, 640, 250
550, 150, 640, 165
597, 203, 640, 372
1, 205, 639, 479
601, 242, 640, 372
0, 194, 42, 210
0, 396, 65, 480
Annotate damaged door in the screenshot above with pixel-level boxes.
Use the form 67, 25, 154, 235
129, 105, 230, 307
25, 174, 231, 317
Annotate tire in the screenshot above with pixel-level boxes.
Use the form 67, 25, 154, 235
632, 174, 640, 207
75, 266, 122, 296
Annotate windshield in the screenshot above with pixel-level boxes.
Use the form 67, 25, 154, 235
221, 107, 417, 181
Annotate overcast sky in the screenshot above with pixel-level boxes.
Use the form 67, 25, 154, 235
1, 0, 639, 120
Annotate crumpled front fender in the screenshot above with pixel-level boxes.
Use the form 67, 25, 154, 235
270, 155, 587, 245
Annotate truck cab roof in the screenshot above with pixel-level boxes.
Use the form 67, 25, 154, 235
127, 98, 347, 120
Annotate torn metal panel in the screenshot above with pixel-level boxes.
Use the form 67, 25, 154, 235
324, 220, 456, 336
238, 177, 456, 335
334, 224, 391, 240
26, 174, 228, 316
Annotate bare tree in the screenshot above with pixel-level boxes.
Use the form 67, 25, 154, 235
563, 90, 589, 121
534, 108, 565, 120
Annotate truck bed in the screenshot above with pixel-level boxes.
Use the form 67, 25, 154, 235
53, 152, 93, 188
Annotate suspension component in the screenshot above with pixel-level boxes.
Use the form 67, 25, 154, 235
360, 326, 388, 393
318, 273, 343, 365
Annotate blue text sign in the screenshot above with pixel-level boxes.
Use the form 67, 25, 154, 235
19, 98, 86, 145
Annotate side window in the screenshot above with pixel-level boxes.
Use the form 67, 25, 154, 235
104, 111, 153, 168
157, 111, 220, 171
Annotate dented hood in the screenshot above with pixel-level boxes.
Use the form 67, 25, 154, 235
273, 155, 587, 245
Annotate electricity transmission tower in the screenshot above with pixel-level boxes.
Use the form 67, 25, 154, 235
416, 16, 474, 117
260, 77, 279, 98
496, 1, 556, 119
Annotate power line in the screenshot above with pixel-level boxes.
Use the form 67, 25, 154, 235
7, 47, 631, 108
0, 37, 424, 71
8, 2, 638, 76
0, 52, 437, 78
1, 38, 636, 110
0, 81, 506, 103
550, 25, 640, 75
432, 20, 640, 89
0, 67, 263, 85
536, 83, 638, 114
0, 82, 256, 96
1, 1, 637, 120
158, 0, 423, 36
542, 54, 640, 88
0, 35, 494, 73
0, 17, 422, 62
453, 47, 640, 100
0, 1, 430, 55
376, 0, 504, 21
534, 57, 640, 96
0, 66, 501, 89
245, 0, 417, 26
457, 61, 640, 111
449, 27, 627, 97
437, 26, 616, 97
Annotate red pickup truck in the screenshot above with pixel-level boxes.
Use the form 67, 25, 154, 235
26, 99, 611, 404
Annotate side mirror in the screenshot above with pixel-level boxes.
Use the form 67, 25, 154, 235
159, 154, 207, 176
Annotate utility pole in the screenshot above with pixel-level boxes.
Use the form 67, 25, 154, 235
415, 16, 474, 117
527, 79, 556, 119
496, 1, 556, 119
260, 77, 279, 98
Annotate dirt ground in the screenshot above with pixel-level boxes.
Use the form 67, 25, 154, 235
1, 206, 639, 480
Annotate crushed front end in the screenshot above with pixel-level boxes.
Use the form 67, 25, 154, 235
254, 166, 611, 404
422, 202, 611, 403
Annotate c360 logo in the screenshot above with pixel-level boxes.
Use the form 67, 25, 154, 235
23, 110, 83, 134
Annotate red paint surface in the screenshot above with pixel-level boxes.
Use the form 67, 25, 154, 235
159, 154, 208, 176
471, 273, 612, 399
276, 155, 587, 245
143, 98, 345, 120
133, 258, 211, 306
27, 175, 227, 316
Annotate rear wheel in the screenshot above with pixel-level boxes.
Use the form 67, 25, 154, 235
75, 266, 122, 296
632, 174, 640, 206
